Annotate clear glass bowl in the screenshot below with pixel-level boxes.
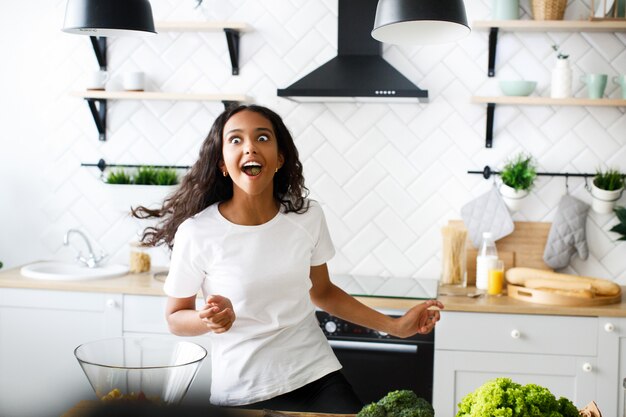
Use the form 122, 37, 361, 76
74, 337, 207, 405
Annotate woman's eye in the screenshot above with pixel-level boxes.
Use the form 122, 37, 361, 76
258, 135, 269, 142
229, 137, 241, 144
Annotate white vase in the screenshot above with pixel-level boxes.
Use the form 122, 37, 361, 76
499, 183, 529, 211
551, 59, 572, 98
590, 182, 623, 214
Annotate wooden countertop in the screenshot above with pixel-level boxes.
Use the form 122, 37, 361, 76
1, 267, 625, 317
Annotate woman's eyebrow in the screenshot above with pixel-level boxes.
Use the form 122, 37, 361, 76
225, 127, 273, 135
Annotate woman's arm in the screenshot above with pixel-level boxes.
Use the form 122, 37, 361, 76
165, 294, 236, 336
309, 264, 443, 338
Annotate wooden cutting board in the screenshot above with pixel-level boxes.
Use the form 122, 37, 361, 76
448, 220, 552, 285
507, 284, 622, 306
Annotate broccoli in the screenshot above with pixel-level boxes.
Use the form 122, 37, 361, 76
357, 402, 387, 417
456, 377, 579, 417
358, 390, 434, 417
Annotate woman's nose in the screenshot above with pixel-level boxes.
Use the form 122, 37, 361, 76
243, 140, 257, 154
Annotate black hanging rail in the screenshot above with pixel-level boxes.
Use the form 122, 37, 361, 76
468, 165, 598, 180
82, 159, 191, 173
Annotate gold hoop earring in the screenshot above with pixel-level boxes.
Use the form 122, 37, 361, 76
275, 168, 278, 173
223, 171, 228, 177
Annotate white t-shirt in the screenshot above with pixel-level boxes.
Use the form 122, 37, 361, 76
163, 199, 342, 406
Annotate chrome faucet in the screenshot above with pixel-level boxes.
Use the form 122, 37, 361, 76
63, 229, 107, 268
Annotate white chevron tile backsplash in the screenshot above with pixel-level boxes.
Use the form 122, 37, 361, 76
2, 0, 625, 285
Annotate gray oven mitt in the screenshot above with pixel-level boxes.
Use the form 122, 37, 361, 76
461, 186, 514, 248
543, 194, 590, 269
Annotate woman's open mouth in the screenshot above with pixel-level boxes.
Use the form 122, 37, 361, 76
242, 161, 262, 177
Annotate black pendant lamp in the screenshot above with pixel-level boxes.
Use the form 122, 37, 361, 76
372, 0, 470, 45
62, 0, 156, 37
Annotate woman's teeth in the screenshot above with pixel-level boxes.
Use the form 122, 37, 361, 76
242, 163, 262, 176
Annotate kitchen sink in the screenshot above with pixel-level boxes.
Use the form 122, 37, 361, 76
20, 261, 128, 281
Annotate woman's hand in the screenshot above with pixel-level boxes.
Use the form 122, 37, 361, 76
392, 299, 444, 338
199, 295, 236, 334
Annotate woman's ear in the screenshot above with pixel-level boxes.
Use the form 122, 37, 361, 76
278, 153, 285, 169
218, 160, 226, 173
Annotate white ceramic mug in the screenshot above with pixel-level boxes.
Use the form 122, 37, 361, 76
613, 74, 626, 99
86, 70, 109, 90
123, 71, 145, 91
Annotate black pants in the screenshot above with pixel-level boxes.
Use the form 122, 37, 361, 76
238, 370, 364, 414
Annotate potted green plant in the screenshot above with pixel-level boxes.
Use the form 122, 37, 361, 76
103, 167, 180, 212
499, 152, 537, 211
610, 206, 626, 241
591, 167, 624, 214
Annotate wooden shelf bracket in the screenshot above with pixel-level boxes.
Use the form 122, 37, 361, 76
488, 27, 498, 77
224, 29, 240, 75
85, 98, 107, 141
89, 36, 107, 70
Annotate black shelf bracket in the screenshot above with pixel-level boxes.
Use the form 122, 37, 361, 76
485, 102, 496, 148
89, 36, 107, 70
85, 98, 107, 141
224, 29, 240, 75
222, 100, 240, 109
488, 27, 499, 77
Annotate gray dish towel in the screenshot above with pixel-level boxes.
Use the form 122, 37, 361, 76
461, 186, 515, 248
543, 194, 590, 269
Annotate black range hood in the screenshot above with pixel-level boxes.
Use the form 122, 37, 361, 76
277, 0, 428, 103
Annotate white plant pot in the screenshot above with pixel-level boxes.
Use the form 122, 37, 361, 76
499, 183, 529, 211
590, 182, 623, 214
103, 183, 178, 212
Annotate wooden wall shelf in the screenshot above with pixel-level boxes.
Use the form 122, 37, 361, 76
72, 91, 250, 141
471, 96, 626, 148
472, 20, 626, 77
472, 96, 626, 106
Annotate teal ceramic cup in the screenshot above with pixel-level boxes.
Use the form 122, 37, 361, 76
492, 0, 519, 19
613, 74, 626, 99
580, 74, 608, 99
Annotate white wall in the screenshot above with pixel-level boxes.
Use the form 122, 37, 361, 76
1, 0, 625, 283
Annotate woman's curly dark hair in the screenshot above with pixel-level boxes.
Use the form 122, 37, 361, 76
132, 104, 309, 249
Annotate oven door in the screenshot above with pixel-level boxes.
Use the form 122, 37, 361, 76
329, 339, 434, 404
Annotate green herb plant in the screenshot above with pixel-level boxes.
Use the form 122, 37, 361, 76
552, 44, 569, 60
106, 169, 132, 184
134, 166, 159, 185
155, 168, 178, 186
593, 167, 624, 191
500, 152, 537, 191
610, 206, 626, 241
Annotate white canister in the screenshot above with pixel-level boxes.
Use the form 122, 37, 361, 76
123, 71, 145, 91
551, 59, 572, 99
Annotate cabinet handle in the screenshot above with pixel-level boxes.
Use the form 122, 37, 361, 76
582, 363, 593, 372
510, 329, 521, 339
604, 322, 615, 332
106, 299, 117, 308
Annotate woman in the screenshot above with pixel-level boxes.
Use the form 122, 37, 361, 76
132, 105, 443, 412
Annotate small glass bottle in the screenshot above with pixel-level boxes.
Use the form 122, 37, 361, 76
476, 232, 498, 290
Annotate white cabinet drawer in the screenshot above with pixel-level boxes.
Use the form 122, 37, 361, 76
436, 311, 597, 356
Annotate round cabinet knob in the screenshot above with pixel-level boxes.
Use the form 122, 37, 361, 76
106, 299, 117, 308
378, 331, 388, 337
582, 363, 593, 372
510, 329, 521, 339
604, 322, 615, 333
324, 321, 337, 334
